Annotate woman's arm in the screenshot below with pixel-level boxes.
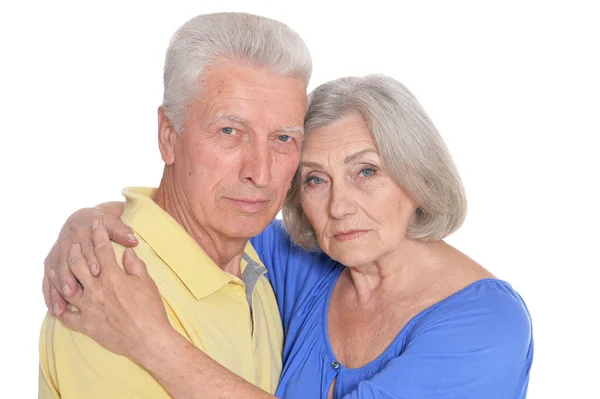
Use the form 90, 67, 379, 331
42, 201, 136, 317
61, 223, 275, 399
136, 328, 274, 399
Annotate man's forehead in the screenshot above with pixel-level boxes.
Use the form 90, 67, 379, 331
192, 63, 307, 130
201, 62, 307, 95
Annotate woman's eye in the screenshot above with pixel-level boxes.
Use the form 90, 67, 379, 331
221, 127, 235, 135
306, 176, 324, 185
278, 135, 292, 142
359, 168, 376, 177
358, 168, 375, 177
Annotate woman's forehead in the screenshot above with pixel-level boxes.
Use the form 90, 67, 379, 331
302, 115, 376, 156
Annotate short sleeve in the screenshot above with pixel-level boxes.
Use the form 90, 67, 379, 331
39, 314, 60, 398
250, 220, 340, 328
342, 280, 534, 399
39, 315, 174, 398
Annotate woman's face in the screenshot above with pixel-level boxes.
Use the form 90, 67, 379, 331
300, 113, 418, 267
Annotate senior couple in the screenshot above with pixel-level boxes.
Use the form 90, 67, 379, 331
39, 12, 533, 399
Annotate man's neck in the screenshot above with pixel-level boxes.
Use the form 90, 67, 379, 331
153, 172, 247, 277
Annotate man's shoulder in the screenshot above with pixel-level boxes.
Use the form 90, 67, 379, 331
40, 311, 172, 398
111, 239, 168, 280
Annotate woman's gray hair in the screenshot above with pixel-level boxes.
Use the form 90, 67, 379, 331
283, 75, 467, 250
163, 12, 312, 133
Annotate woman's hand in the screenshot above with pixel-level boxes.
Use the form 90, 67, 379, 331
42, 201, 137, 317
48, 217, 275, 399
58, 221, 171, 362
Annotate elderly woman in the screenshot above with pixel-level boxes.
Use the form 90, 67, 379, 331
43, 75, 533, 398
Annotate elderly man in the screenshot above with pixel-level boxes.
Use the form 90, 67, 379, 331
39, 12, 310, 398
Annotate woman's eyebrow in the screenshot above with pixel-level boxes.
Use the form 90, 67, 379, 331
300, 161, 322, 169
344, 148, 378, 163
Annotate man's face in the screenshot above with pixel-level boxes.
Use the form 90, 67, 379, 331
163, 61, 306, 239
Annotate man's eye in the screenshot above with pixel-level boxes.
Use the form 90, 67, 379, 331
221, 127, 235, 135
305, 176, 324, 185
278, 135, 292, 142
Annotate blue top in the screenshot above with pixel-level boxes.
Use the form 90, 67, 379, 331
250, 220, 533, 399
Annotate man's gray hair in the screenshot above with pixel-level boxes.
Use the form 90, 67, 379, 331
163, 12, 312, 133
283, 75, 467, 250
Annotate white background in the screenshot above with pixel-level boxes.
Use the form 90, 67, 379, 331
1, 0, 598, 397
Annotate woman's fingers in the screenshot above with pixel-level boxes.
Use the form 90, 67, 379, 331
122, 248, 149, 280
45, 239, 73, 316
43, 268, 68, 317
67, 243, 95, 293
92, 222, 123, 276
104, 214, 138, 248
49, 285, 68, 317
55, 238, 81, 298
80, 237, 100, 277
43, 242, 58, 310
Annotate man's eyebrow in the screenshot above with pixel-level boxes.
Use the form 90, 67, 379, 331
211, 114, 251, 125
276, 125, 304, 135
211, 116, 302, 135
344, 149, 378, 163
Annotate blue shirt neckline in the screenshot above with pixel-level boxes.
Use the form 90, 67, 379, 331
321, 274, 506, 374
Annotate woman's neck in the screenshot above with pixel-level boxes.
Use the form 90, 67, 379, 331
345, 238, 447, 306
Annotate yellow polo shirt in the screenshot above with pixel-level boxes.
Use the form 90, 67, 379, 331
39, 187, 283, 398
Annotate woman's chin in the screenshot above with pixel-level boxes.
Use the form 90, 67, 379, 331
326, 250, 377, 269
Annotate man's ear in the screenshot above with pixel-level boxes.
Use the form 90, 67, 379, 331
157, 106, 177, 165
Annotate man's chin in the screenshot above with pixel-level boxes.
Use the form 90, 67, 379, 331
221, 214, 275, 239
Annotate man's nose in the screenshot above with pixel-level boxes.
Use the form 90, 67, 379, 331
240, 138, 272, 187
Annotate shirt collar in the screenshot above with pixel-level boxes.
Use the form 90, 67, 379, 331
121, 187, 237, 300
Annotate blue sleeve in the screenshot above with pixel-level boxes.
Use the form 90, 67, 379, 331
250, 220, 339, 328
342, 281, 534, 399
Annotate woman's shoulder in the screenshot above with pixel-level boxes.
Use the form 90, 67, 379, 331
443, 278, 529, 308
418, 278, 532, 339
426, 243, 528, 318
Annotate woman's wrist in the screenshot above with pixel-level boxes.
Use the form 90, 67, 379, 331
133, 324, 188, 371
